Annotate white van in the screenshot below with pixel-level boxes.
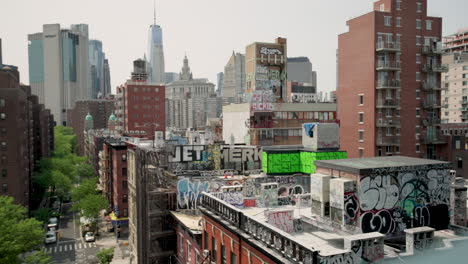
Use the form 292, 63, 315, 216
45, 231, 57, 244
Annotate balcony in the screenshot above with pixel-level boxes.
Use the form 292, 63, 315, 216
420, 134, 448, 144
421, 45, 443, 55
376, 119, 401, 127
376, 135, 400, 146
422, 117, 441, 126
421, 82, 443, 91
376, 60, 401, 71
461, 100, 468, 106
460, 107, 468, 112
376, 79, 401, 89
376, 41, 401, 52
422, 63, 448, 73
376, 99, 400, 108
422, 100, 442, 109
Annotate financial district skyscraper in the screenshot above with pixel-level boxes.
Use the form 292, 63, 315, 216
148, 22, 165, 83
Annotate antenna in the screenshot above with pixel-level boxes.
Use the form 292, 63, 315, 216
153, 0, 156, 25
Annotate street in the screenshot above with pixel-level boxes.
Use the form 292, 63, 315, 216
42, 202, 101, 264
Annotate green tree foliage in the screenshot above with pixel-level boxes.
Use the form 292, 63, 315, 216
0, 196, 44, 264
77, 163, 97, 179
23, 251, 52, 264
72, 178, 99, 202
50, 170, 72, 200
31, 208, 52, 224
96, 247, 114, 264
73, 194, 107, 221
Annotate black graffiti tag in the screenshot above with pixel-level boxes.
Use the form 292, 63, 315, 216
361, 210, 395, 234
344, 193, 359, 220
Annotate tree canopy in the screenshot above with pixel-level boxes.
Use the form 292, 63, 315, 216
0, 196, 44, 264
96, 247, 114, 264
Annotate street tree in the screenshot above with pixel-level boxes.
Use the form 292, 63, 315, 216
96, 247, 114, 264
72, 178, 99, 202
0, 196, 44, 264
51, 170, 72, 200
23, 251, 52, 264
73, 194, 107, 221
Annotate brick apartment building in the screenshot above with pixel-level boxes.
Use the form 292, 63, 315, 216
338, 0, 446, 159
102, 139, 128, 218
68, 99, 116, 155
0, 64, 54, 208
441, 123, 468, 178
116, 59, 165, 139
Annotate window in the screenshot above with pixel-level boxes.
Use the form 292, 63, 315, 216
187, 242, 192, 262
380, 4, 385, 11
416, 144, 421, 153
122, 181, 128, 189
154, 87, 159, 92
231, 252, 237, 264
122, 168, 127, 177
122, 195, 128, 204
396, 0, 401, 10
416, 90, 421, 99
0, 128, 5, 135
359, 131, 364, 141
359, 148, 364, 158
0, 99, 4, 107
396, 17, 402, 27
417, 2, 422, 12
386, 127, 392, 136
416, 19, 422, 29
458, 158, 463, 169
396, 128, 401, 135
384, 16, 392, 26
464, 66, 468, 71
122, 154, 127, 161
0, 113, 5, 120
416, 54, 421, 64
221, 245, 226, 264
416, 109, 421, 117
386, 108, 392, 117
134, 87, 138, 92
416, 36, 422, 46
1, 183, 6, 193
396, 109, 400, 116
1, 142, 6, 150
416, 72, 421, 81
463, 81, 468, 86
359, 113, 364, 123
179, 233, 184, 255
1, 156, 5, 164
212, 237, 217, 263
1, 169, 6, 177
204, 231, 209, 249
416, 126, 421, 134
123, 208, 128, 217
426, 20, 433, 30
359, 95, 364, 105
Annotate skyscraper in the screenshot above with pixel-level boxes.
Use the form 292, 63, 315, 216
222, 51, 245, 98
89, 40, 112, 99
338, 0, 445, 159
216, 72, 224, 96
147, 6, 165, 84
28, 24, 90, 125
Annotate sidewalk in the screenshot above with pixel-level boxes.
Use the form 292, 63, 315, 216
96, 210, 130, 264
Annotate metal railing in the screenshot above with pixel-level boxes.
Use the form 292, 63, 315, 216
422, 64, 448, 72
376, 79, 401, 89
200, 192, 317, 264
422, 100, 442, 109
376, 119, 401, 127
421, 45, 443, 55
376, 99, 400, 108
376, 60, 401, 71
376, 41, 401, 51
421, 82, 442, 91
420, 134, 448, 144
376, 135, 400, 146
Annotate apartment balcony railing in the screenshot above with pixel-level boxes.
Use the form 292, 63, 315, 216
376, 99, 400, 108
199, 192, 317, 264
376, 119, 401, 127
461, 100, 468, 106
376, 41, 401, 52
422, 117, 441, 126
421, 45, 443, 55
422, 64, 449, 73
460, 107, 468, 112
420, 134, 448, 144
376, 79, 401, 89
376, 60, 401, 71
421, 81, 443, 91
422, 100, 442, 109
376, 135, 400, 146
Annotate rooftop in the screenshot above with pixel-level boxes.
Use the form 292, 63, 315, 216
170, 211, 202, 234
315, 156, 451, 174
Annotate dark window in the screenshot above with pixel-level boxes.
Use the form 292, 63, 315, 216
359, 95, 364, 105
0, 99, 5, 107
458, 158, 463, 169
212, 237, 217, 263
122, 195, 128, 204
1, 156, 6, 164
204, 231, 209, 249
1, 142, 6, 150
0, 128, 5, 135
1, 183, 6, 192
1, 169, 6, 178
123, 208, 128, 217
122, 154, 127, 162
359, 113, 364, 123
231, 252, 237, 264
0, 113, 5, 120
122, 181, 128, 189
122, 168, 127, 177
221, 245, 226, 264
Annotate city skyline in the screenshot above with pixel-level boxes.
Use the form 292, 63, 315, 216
1, 0, 467, 93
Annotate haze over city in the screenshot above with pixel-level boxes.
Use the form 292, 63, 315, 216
1, 0, 467, 92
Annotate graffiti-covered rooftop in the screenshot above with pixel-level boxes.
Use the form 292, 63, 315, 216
315, 156, 451, 174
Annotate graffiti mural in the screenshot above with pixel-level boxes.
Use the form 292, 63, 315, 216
267, 210, 294, 233
221, 186, 243, 208
353, 167, 451, 235
259, 183, 278, 207
177, 178, 210, 210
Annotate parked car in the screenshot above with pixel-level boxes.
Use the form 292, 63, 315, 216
84, 232, 95, 242
45, 231, 57, 244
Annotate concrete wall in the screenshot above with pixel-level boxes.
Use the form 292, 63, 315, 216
222, 107, 250, 144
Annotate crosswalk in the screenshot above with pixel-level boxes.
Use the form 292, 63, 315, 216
44, 242, 97, 253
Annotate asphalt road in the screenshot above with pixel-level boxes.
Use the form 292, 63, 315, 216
42, 202, 101, 264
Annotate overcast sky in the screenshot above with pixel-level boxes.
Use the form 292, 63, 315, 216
1, 0, 468, 94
